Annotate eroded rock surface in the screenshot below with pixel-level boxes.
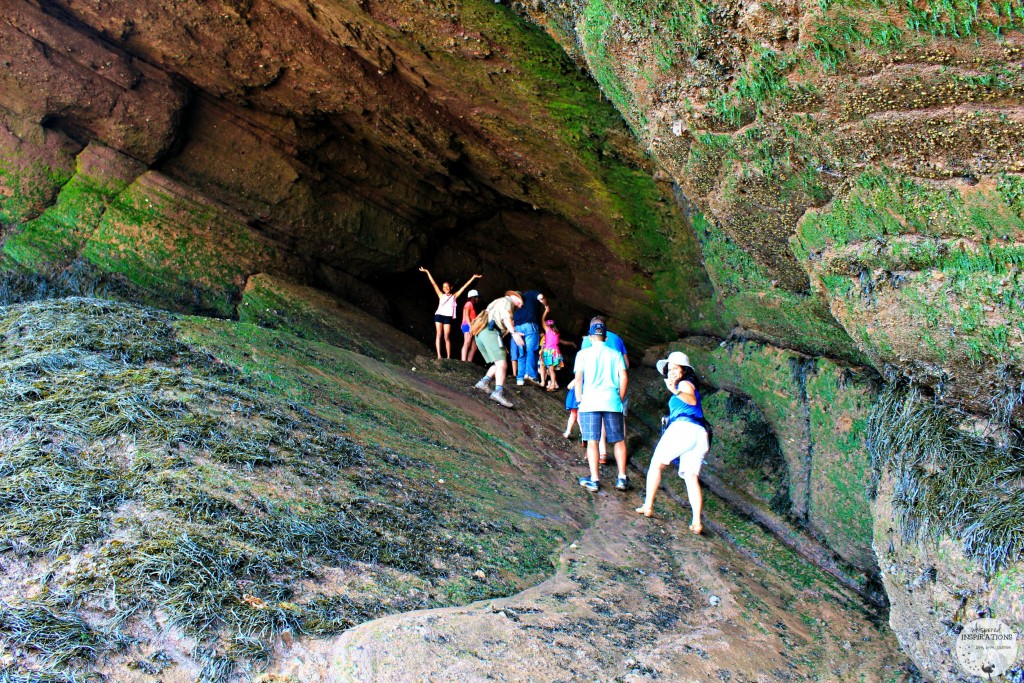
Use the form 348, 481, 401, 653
0, 0, 713, 341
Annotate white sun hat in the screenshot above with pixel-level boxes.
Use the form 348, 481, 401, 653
656, 351, 692, 376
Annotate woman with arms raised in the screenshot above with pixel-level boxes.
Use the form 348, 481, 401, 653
419, 267, 482, 360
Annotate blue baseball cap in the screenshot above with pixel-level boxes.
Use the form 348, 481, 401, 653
588, 321, 606, 336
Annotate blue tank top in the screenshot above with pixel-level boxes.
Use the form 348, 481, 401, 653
668, 385, 703, 425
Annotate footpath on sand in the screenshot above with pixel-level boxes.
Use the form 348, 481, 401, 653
261, 360, 913, 682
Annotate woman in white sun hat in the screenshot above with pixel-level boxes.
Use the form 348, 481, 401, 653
636, 350, 709, 534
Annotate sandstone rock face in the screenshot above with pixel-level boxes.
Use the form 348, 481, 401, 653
521, 0, 1024, 403
0, 0, 715, 340
798, 172, 1024, 420
513, 6, 1024, 674
2, 0, 1023, 677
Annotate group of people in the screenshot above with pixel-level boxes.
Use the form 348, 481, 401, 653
420, 268, 571, 403
569, 327, 708, 534
420, 267, 709, 534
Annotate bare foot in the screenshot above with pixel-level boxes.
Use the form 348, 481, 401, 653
635, 506, 653, 517
690, 522, 703, 535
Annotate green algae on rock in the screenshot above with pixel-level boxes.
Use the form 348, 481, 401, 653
237, 274, 422, 364
80, 173, 293, 317
797, 170, 1024, 421
3, 143, 145, 272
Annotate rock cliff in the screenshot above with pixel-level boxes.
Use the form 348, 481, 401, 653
1, 0, 1023, 680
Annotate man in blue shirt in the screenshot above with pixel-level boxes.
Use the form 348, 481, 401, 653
579, 316, 629, 461
511, 289, 548, 386
574, 319, 629, 493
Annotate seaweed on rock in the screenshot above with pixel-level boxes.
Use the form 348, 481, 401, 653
0, 297, 565, 680
868, 382, 1024, 573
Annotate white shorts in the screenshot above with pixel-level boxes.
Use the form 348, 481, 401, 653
650, 419, 708, 477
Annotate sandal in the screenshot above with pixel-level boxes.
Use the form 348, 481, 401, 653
690, 523, 703, 535
598, 454, 607, 465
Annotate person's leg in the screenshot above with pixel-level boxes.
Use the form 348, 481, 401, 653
604, 412, 627, 489
578, 412, 601, 486
442, 323, 452, 359
493, 358, 508, 388
683, 473, 703, 534
613, 440, 627, 479
564, 409, 578, 438
637, 462, 665, 516
434, 321, 443, 359
586, 438, 601, 482
676, 424, 709, 533
637, 423, 685, 515
512, 324, 528, 381
547, 362, 559, 390
469, 337, 478, 362
598, 422, 608, 463
522, 324, 540, 381
475, 330, 505, 395
538, 361, 548, 387
461, 329, 472, 361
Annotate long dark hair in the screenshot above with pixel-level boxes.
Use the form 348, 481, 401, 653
678, 365, 697, 383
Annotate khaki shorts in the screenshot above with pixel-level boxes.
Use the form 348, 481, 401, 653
475, 327, 506, 364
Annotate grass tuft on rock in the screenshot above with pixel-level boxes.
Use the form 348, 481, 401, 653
868, 382, 1024, 573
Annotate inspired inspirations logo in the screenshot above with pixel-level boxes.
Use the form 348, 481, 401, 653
955, 618, 1019, 679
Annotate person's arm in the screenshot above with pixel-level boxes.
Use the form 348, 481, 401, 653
558, 338, 578, 349
418, 267, 442, 298
574, 371, 584, 402
618, 366, 628, 402
453, 273, 483, 298
669, 378, 699, 406
623, 353, 630, 369
504, 311, 524, 345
